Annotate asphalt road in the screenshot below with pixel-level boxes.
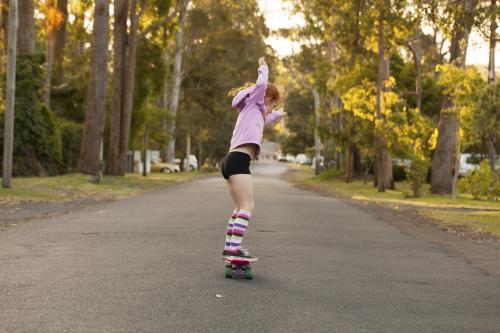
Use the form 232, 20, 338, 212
1, 162, 499, 332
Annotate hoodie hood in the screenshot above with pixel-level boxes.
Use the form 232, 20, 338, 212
231, 85, 258, 111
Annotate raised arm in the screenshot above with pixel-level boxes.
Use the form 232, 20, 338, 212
246, 58, 269, 104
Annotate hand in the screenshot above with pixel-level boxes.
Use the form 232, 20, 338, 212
258, 57, 267, 66
274, 108, 287, 117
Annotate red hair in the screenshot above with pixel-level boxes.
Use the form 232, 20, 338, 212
229, 83, 281, 104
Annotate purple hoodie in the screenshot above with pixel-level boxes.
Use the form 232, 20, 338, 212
229, 64, 281, 156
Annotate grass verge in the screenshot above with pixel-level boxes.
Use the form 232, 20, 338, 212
285, 164, 500, 237
0, 171, 213, 204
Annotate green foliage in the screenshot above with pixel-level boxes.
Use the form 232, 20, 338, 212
59, 119, 83, 173
0, 55, 62, 176
459, 160, 499, 201
50, 78, 88, 123
181, 0, 271, 162
467, 81, 500, 147
280, 89, 314, 155
393, 165, 407, 182
407, 156, 430, 197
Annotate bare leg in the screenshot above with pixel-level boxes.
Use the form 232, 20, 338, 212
229, 174, 254, 212
227, 174, 254, 254
225, 179, 240, 211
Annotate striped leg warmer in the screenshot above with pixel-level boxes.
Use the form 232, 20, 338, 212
224, 210, 239, 251
229, 210, 251, 252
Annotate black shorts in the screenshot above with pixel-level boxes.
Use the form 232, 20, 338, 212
220, 152, 251, 180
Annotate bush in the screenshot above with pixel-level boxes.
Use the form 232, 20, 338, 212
59, 119, 83, 173
459, 160, 498, 200
0, 54, 62, 176
392, 165, 407, 182
407, 157, 429, 198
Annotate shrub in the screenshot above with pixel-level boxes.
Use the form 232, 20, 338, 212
0, 54, 62, 176
407, 156, 429, 198
59, 119, 83, 173
459, 160, 498, 200
392, 164, 407, 182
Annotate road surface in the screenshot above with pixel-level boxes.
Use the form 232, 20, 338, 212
1, 162, 499, 332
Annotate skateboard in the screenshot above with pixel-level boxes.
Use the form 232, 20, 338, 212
224, 258, 256, 279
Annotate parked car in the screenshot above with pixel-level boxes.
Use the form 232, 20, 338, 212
295, 154, 312, 165
286, 154, 296, 163
151, 159, 180, 173
174, 154, 198, 171
458, 153, 480, 176
277, 153, 287, 162
311, 156, 324, 168
393, 158, 412, 168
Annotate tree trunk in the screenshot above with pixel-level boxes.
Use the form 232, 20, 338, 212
486, 0, 497, 170
430, 0, 476, 194
52, 0, 67, 85
78, 0, 109, 177
106, 0, 144, 175
345, 142, 354, 183
106, 0, 128, 175
118, 0, 142, 173
375, 2, 393, 192
197, 128, 202, 170
44, 30, 54, 106
18, 0, 34, 55
185, 130, 191, 171
408, 35, 423, 112
430, 111, 458, 194
486, 134, 496, 171
0, 1, 8, 70
160, 49, 170, 162
165, 0, 189, 163
142, 123, 149, 177
2, 0, 18, 188
313, 88, 322, 176
451, 116, 461, 199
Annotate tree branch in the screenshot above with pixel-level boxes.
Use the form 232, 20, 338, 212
140, 8, 177, 36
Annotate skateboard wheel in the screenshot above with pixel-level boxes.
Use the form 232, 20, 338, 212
244, 269, 253, 279
224, 267, 233, 278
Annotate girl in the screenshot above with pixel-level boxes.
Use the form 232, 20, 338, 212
220, 57, 286, 261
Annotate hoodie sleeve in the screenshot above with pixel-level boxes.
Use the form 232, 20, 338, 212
246, 64, 268, 104
264, 111, 281, 125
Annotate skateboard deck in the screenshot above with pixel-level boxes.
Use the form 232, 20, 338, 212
224, 257, 256, 279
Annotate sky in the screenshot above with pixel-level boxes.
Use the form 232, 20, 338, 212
257, 0, 499, 67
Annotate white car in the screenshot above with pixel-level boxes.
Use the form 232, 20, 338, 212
174, 154, 198, 171
458, 153, 480, 176
295, 154, 312, 165
277, 153, 287, 162
286, 154, 296, 163
311, 156, 324, 168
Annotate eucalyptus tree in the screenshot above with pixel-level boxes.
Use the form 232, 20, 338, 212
423, 0, 480, 195
78, 0, 109, 179
106, 0, 147, 175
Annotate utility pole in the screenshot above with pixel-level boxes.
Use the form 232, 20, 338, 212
313, 88, 322, 176
2, 0, 18, 188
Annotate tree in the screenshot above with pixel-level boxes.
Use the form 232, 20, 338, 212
106, 0, 146, 175
18, 0, 34, 54
42, 0, 64, 106
164, 0, 190, 163
78, 0, 109, 178
374, 0, 394, 191
53, 0, 68, 85
2, 0, 18, 188
430, 0, 479, 195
